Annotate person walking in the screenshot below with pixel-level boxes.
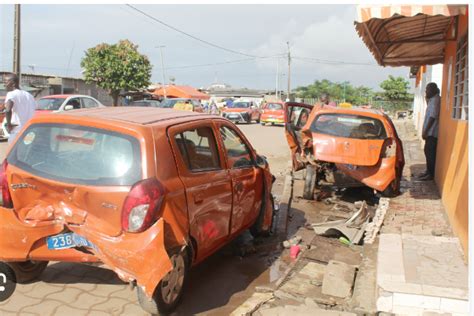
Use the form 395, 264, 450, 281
418, 82, 440, 181
1, 73, 36, 145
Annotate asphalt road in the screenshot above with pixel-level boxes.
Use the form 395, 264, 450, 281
0, 121, 292, 316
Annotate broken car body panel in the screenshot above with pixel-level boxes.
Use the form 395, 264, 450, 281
284, 103, 404, 193
0, 107, 274, 302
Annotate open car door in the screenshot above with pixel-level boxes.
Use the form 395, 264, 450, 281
283, 102, 314, 171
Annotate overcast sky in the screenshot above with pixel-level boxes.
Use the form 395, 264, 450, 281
1, 4, 410, 91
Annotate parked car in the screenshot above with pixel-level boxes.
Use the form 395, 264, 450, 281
260, 102, 285, 125
221, 101, 261, 124
36, 94, 105, 113
285, 102, 404, 199
158, 98, 204, 112
0, 94, 105, 140
0, 107, 274, 315
128, 99, 161, 107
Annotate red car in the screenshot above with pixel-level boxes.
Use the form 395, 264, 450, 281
260, 102, 285, 125
221, 101, 261, 124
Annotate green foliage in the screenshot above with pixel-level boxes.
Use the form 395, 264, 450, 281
378, 75, 413, 112
294, 79, 374, 105
81, 40, 152, 106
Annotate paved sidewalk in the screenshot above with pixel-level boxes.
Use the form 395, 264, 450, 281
376, 121, 469, 315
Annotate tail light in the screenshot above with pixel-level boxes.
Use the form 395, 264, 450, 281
382, 138, 397, 158
0, 159, 13, 208
121, 178, 165, 233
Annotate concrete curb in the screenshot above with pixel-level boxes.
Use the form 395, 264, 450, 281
275, 163, 293, 241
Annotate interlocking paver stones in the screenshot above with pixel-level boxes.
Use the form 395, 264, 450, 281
376, 121, 468, 315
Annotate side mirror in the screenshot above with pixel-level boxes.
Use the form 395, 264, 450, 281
256, 155, 268, 168
234, 157, 252, 169
64, 105, 74, 111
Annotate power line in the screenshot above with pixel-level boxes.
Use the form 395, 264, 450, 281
125, 4, 267, 59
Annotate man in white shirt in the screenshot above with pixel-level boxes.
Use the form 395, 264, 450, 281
418, 82, 441, 181
1, 73, 36, 144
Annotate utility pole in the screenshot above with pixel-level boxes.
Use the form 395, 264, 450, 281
13, 4, 21, 81
156, 45, 167, 99
287, 41, 291, 102
275, 57, 279, 100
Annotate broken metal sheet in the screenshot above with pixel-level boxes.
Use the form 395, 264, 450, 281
312, 201, 370, 244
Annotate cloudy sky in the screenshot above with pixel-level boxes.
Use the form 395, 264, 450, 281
1, 4, 410, 91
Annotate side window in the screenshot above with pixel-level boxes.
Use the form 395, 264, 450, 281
66, 98, 81, 110
220, 126, 253, 169
289, 107, 310, 129
82, 98, 99, 108
174, 127, 221, 172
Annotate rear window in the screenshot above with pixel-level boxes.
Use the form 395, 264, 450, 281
8, 124, 142, 186
310, 114, 387, 139
266, 103, 283, 110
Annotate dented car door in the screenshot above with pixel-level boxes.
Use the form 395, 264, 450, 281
284, 102, 314, 171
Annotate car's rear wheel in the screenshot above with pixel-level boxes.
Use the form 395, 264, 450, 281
381, 179, 400, 197
303, 165, 316, 200
8, 261, 48, 283
137, 249, 188, 315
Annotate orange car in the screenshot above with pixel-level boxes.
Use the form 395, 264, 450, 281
285, 103, 404, 199
0, 107, 274, 314
221, 100, 261, 124
260, 101, 285, 126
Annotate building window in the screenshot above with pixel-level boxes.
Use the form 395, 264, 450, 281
452, 34, 468, 120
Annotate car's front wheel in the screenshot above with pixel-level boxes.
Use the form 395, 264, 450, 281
137, 249, 188, 315
8, 261, 48, 283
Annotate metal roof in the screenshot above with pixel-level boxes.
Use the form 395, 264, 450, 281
354, 5, 467, 67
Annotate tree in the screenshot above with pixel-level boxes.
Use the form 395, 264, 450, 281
81, 40, 152, 106
379, 75, 413, 111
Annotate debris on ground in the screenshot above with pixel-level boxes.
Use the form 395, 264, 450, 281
363, 197, 389, 244
311, 200, 370, 244
321, 260, 357, 298
282, 235, 302, 248
230, 292, 274, 316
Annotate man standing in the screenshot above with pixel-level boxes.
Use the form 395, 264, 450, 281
2, 73, 36, 144
418, 82, 440, 181
319, 93, 337, 108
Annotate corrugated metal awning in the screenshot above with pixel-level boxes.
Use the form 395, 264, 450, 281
354, 5, 467, 66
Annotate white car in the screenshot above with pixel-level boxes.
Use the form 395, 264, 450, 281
1, 94, 105, 140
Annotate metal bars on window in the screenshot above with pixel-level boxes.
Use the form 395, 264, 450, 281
452, 33, 468, 120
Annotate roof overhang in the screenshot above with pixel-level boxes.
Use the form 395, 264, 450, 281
354, 5, 467, 66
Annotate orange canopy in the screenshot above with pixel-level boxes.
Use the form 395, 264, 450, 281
152, 85, 210, 100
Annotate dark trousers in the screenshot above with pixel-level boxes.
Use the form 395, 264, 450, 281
424, 136, 438, 176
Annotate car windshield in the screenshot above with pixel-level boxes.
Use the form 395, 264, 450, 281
230, 102, 250, 108
310, 113, 387, 140
37, 98, 66, 111
267, 103, 283, 110
159, 99, 182, 108
8, 123, 142, 186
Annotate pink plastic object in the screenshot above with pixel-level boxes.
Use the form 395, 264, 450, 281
290, 245, 300, 259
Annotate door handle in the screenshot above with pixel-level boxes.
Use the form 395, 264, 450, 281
194, 193, 204, 204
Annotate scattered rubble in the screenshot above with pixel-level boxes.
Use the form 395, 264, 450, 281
282, 235, 302, 248
230, 292, 274, 316
321, 260, 357, 298
363, 197, 389, 244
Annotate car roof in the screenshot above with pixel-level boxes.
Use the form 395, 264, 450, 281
40, 94, 93, 99
49, 106, 211, 125
317, 107, 385, 117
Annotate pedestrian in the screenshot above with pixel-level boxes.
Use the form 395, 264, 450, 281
418, 82, 441, 181
1, 73, 36, 145
210, 101, 218, 115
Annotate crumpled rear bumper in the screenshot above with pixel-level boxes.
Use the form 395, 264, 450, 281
0, 207, 172, 298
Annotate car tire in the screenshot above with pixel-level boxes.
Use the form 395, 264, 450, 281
250, 195, 274, 238
381, 179, 400, 197
303, 165, 316, 200
256, 117, 261, 124
137, 249, 188, 315
261, 122, 266, 126
8, 261, 48, 283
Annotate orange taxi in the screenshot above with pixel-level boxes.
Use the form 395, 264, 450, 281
285, 103, 404, 199
260, 101, 285, 126
0, 107, 274, 314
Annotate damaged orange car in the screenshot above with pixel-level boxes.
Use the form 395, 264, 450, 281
0, 107, 274, 315
285, 103, 404, 199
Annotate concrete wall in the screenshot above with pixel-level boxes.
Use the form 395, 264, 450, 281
435, 12, 469, 255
